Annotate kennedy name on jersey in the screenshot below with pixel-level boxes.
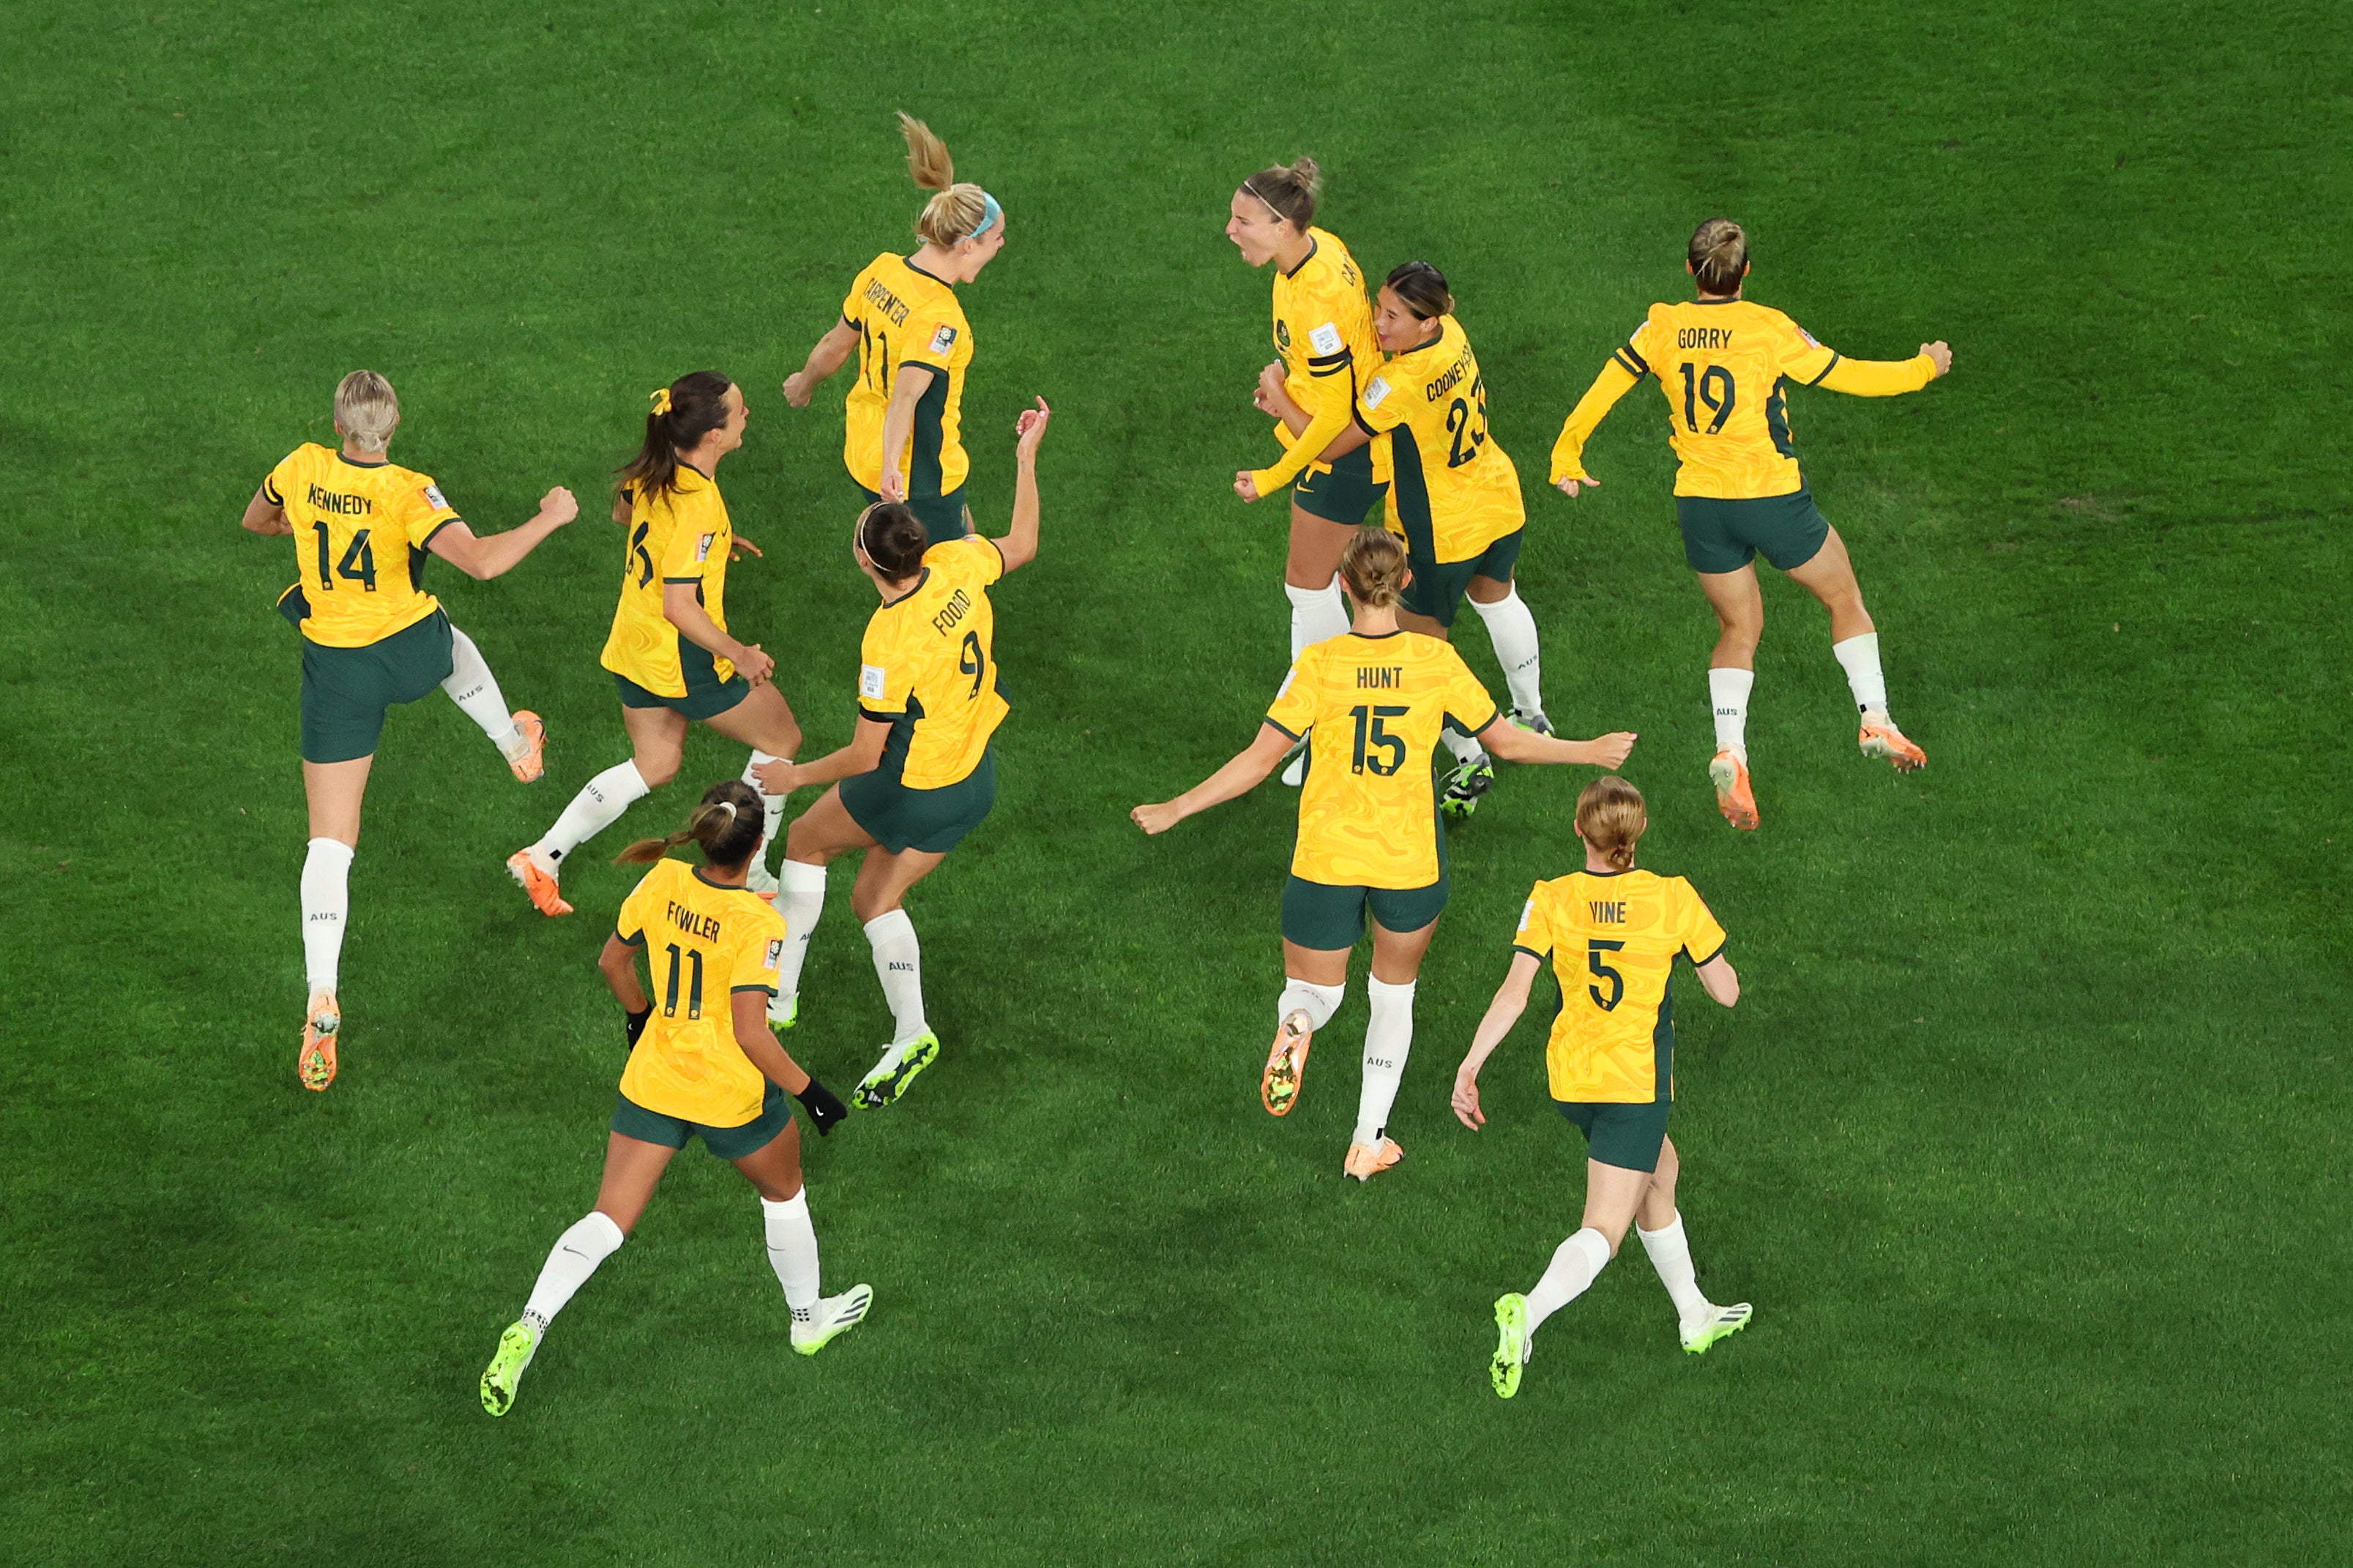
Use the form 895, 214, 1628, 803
860, 277, 912, 327
306, 484, 374, 515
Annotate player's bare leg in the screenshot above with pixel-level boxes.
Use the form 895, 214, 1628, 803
1693, 566, 1764, 829
1787, 528, 1925, 770
297, 755, 373, 1089
706, 682, 803, 895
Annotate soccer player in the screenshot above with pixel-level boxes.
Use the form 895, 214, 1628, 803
780, 112, 1004, 542
1131, 530, 1635, 1181
1223, 157, 1387, 785
479, 781, 865, 1417
1264, 262, 1551, 821
1548, 218, 1953, 830
750, 398, 1052, 1105
239, 369, 577, 1091
1451, 775, 1750, 1398
509, 373, 804, 913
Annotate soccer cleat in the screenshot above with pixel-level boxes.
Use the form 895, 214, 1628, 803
1708, 749, 1759, 832
1489, 1292, 1531, 1398
506, 711, 547, 783
767, 993, 799, 1030
854, 1032, 939, 1108
506, 848, 573, 917
1343, 1136, 1403, 1181
298, 990, 340, 1091
1439, 755, 1494, 821
1858, 718, 1928, 772
1513, 709, 1554, 737
791, 1284, 874, 1355
1261, 1009, 1313, 1116
1681, 1301, 1753, 1355
479, 1318, 540, 1416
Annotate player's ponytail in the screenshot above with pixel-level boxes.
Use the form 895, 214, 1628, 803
1688, 218, 1748, 296
334, 370, 400, 454
854, 501, 930, 582
614, 780, 765, 869
900, 111, 997, 247
1239, 157, 1321, 231
1574, 776, 1648, 871
1384, 261, 1453, 321
1338, 528, 1409, 610
617, 371, 734, 501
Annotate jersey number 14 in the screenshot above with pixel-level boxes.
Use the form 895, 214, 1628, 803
312, 523, 377, 591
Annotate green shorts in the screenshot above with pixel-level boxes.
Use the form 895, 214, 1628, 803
1399, 528, 1523, 629
1291, 444, 1389, 526
1556, 1097, 1671, 1173
1675, 489, 1830, 575
840, 744, 996, 854
611, 1080, 793, 1160
1280, 872, 1448, 951
857, 485, 973, 540
613, 638, 751, 721
294, 607, 456, 764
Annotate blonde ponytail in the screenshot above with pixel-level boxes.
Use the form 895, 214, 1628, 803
898, 111, 995, 246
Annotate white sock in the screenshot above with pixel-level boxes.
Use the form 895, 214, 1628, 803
300, 837, 354, 996
1832, 632, 1890, 719
1354, 977, 1415, 1146
1525, 1227, 1613, 1333
864, 908, 928, 1045
533, 760, 651, 866
441, 625, 525, 758
776, 859, 827, 1004
1442, 724, 1488, 768
1286, 575, 1351, 660
1637, 1212, 1709, 1330
761, 1191, 821, 1318
1469, 586, 1544, 720
742, 750, 788, 877
1709, 667, 1754, 756
522, 1210, 625, 1332
1277, 977, 1346, 1031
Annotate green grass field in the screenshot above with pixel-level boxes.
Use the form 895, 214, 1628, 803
5, 0, 2349, 1561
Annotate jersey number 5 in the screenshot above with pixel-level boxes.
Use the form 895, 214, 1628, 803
1587, 939, 1625, 1011
1679, 364, 1736, 434
312, 523, 378, 591
1349, 704, 1408, 775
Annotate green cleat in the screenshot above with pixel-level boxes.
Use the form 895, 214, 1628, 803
1490, 1292, 1530, 1398
1439, 757, 1494, 821
791, 1284, 874, 1356
1681, 1302, 1753, 1355
767, 993, 798, 1030
854, 1032, 939, 1109
480, 1318, 540, 1417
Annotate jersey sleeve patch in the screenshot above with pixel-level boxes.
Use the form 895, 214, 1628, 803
859, 663, 888, 701
422, 482, 451, 514
763, 937, 785, 972
1308, 321, 1343, 357
1362, 376, 1392, 410
928, 323, 959, 356
1515, 898, 1535, 933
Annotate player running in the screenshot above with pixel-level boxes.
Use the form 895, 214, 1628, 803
1548, 218, 1953, 831
780, 112, 1004, 542
509, 373, 804, 913
1452, 776, 1750, 1397
480, 781, 864, 1417
239, 369, 576, 1091
1262, 261, 1551, 821
1132, 531, 1633, 1181
1224, 157, 1387, 786
750, 398, 1053, 1107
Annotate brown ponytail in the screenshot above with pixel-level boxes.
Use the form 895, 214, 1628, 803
615, 779, 765, 868
1574, 775, 1648, 870
1339, 528, 1409, 609
1239, 157, 1321, 231
855, 501, 929, 580
1688, 218, 1748, 296
616, 371, 734, 501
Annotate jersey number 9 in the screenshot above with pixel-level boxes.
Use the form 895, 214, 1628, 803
958, 629, 985, 698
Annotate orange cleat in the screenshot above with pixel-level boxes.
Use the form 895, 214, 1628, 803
506, 711, 546, 783
506, 848, 573, 917
299, 990, 340, 1091
1262, 1008, 1313, 1116
1708, 749, 1759, 832
1343, 1137, 1403, 1181
1859, 719, 1927, 772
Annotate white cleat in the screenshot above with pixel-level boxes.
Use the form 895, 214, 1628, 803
791, 1284, 873, 1355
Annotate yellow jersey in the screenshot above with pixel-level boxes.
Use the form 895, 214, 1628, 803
265, 444, 460, 647
615, 857, 789, 1127
840, 253, 974, 499
1264, 630, 1499, 889
599, 464, 737, 698
1513, 869, 1726, 1104
1356, 316, 1525, 565
857, 535, 1007, 790
1251, 227, 1388, 494
1550, 298, 1938, 499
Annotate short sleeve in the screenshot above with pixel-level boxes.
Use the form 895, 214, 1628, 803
657, 498, 718, 583
1264, 654, 1316, 740
1513, 885, 1555, 960
1356, 370, 1407, 433
1441, 647, 1502, 737
406, 472, 462, 548
953, 533, 1004, 588
898, 302, 962, 372
1776, 313, 1839, 387
1299, 301, 1354, 378
857, 619, 912, 718
615, 870, 655, 947
1679, 882, 1728, 966
263, 449, 299, 507
732, 910, 787, 996
1614, 316, 1659, 380
840, 266, 868, 329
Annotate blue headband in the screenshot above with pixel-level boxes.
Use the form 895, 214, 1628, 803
970, 191, 1002, 240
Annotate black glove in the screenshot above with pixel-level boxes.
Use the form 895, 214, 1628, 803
624, 1006, 652, 1049
795, 1077, 849, 1135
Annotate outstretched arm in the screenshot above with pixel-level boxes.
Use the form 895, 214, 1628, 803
1130, 723, 1294, 835
1816, 341, 1950, 395
783, 320, 860, 407
1453, 951, 1543, 1130
1479, 717, 1638, 769
1696, 952, 1739, 1007
993, 398, 1052, 574
1549, 358, 1642, 495
427, 488, 579, 580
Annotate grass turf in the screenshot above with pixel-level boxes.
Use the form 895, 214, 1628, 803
3, 0, 2349, 1561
